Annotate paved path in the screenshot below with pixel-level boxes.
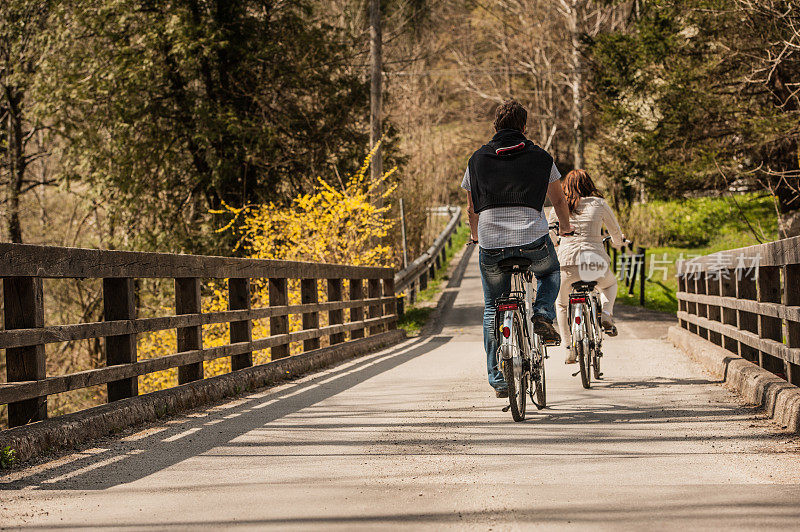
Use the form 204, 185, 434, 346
3, 248, 799, 530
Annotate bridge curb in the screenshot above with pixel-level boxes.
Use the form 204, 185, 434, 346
668, 325, 800, 433
0, 330, 406, 464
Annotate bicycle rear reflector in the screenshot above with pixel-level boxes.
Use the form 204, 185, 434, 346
498, 303, 518, 311
570, 297, 586, 304
502, 326, 511, 338
574, 316, 581, 325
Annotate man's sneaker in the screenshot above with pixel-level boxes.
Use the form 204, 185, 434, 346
565, 345, 577, 364
601, 312, 618, 337
495, 388, 509, 398
533, 315, 561, 345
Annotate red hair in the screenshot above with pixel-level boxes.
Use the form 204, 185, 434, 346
562, 169, 603, 213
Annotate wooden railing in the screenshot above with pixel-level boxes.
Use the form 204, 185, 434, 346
0, 244, 397, 428
394, 206, 461, 314
676, 236, 800, 386
606, 236, 647, 306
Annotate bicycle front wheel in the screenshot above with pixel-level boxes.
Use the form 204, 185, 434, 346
592, 348, 602, 380
534, 345, 546, 409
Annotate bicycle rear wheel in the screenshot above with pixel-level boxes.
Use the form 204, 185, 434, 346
577, 340, 591, 389
502, 313, 527, 422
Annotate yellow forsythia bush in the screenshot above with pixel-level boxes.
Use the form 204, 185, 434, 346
138, 144, 397, 393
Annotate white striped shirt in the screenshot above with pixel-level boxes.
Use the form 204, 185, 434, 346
461, 163, 561, 250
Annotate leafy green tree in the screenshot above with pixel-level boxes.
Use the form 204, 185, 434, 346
0, 1, 52, 243
589, 0, 800, 235
35, 0, 369, 253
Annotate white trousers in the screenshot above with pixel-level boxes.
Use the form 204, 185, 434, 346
556, 265, 618, 344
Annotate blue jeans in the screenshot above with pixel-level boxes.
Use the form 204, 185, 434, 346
479, 235, 560, 390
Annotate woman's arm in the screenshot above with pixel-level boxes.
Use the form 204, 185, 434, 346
601, 199, 625, 248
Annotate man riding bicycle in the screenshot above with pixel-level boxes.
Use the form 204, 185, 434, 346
462, 100, 573, 398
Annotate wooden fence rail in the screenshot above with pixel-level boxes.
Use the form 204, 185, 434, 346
394, 206, 461, 314
0, 244, 397, 428
676, 236, 800, 386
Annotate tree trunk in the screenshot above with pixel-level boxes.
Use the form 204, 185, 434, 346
568, 0, 585, 170
6, 90, 25, 243
777, 176, 800, 238
369, 0, 383, 197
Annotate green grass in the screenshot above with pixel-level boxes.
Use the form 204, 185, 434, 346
397, 306, 433, 336
398, 222, 471, 335
618, 192, 779, 314
1, 446, 17, 470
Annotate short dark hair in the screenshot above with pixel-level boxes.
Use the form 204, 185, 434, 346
493, 99, 527, 132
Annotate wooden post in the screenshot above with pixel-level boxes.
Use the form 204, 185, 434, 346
783, 264, 800, 384
705, 272, 722, 346
695, 271, 708, 339
368, 278, 383, 335
383, 277, 397, 330
301, 278, 320, 352
677, 273, 687, 329
736, 270, 759, 363
103, 278, 138, 401
638, 247, 646, 306
176, 277, 203, 384
720, 274, 738, 354
757, 266, 782, 371
229, 278, 253, 371
327, 279, 344, 345
621, 251, 630, 287
627, 251, 638, 296
349, 279, 365, 339
685, 271, 698, 335
429, 261, 436, 281
419, 271, 428, 291
3, 277, 47, 427
612, 246, 618, 274
269, 278, 289, 359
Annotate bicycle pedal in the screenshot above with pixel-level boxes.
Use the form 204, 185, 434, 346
502, 405, 511, 412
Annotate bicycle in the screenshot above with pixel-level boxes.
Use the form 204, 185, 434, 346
567, 235, 614, 389
487, 229, 567, 421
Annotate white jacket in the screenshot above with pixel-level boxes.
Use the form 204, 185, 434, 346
547, 196, 624, 267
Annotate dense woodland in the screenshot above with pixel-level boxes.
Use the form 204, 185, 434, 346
2, 0, 800, 256
1, 1, 799, 417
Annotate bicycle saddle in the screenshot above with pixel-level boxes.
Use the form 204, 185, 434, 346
571, 280, 597, 291
497, 256, 533, 273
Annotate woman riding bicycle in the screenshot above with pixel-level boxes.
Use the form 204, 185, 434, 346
547, 169, 624, 364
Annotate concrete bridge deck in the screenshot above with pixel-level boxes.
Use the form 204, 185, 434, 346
2, 249, 799, 529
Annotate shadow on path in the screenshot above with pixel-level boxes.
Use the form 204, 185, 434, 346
1, 336, 452, 491
8, 496, 800, 529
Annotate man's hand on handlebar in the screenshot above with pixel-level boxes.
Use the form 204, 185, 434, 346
548, 221, 574, 236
